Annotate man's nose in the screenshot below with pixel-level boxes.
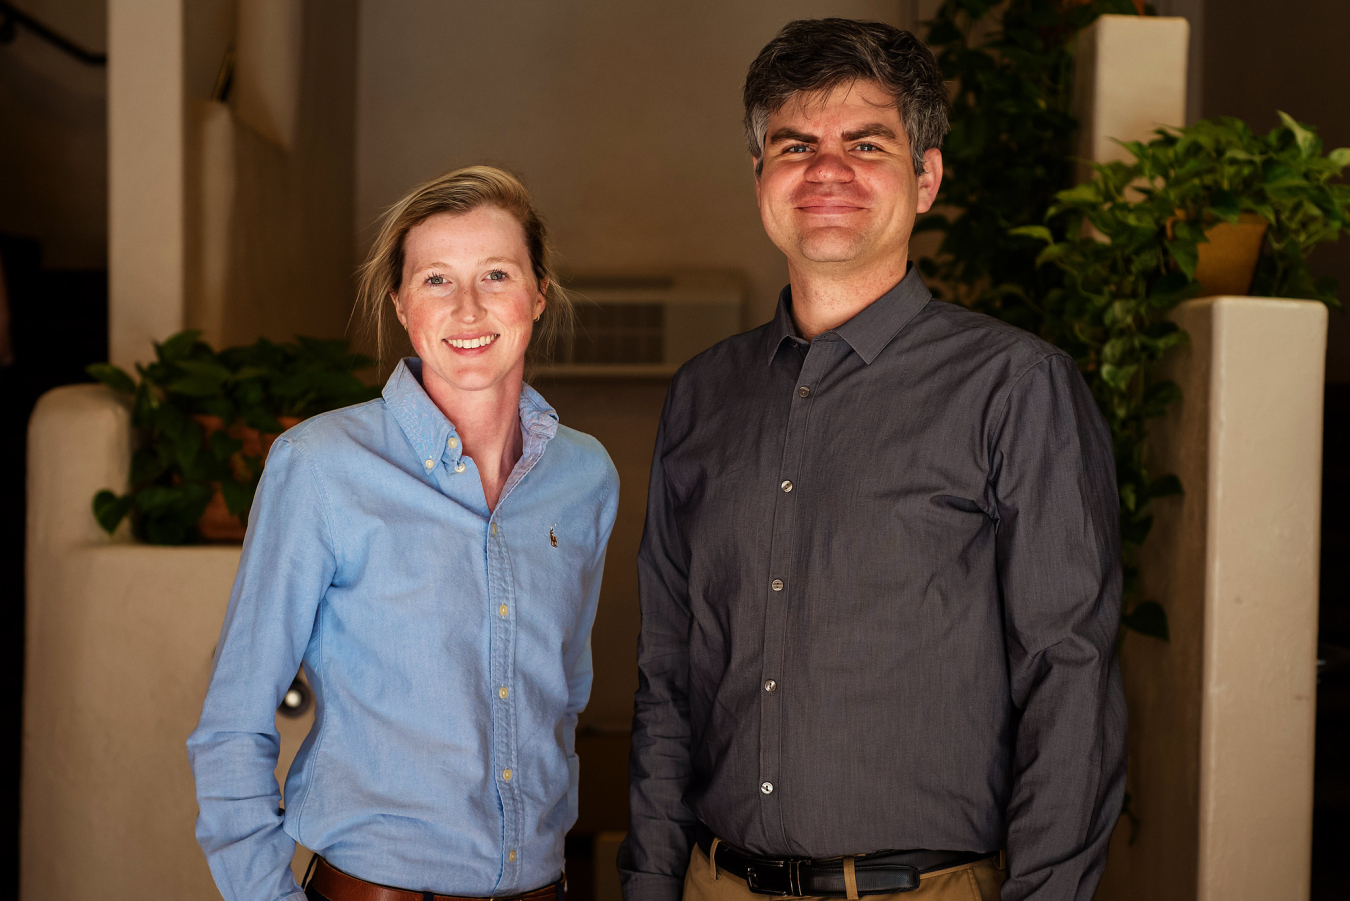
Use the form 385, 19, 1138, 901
805, 147, 854, 182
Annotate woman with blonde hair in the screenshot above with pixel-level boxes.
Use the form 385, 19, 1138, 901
189, 166, 619, 901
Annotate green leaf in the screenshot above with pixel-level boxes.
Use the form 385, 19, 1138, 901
1209, 189, 1240, 222
1122, 600, 1170, 640
86, 363, 137, 395
1170, 241, 1199, 279
1035, 242, 1070, 266
219, 477, 256, 518
1327, 148, 1350, 171
92, 490, 133, 534
169, 374, 228, 397
1055, 183, 1102, 207
1100, 363, 1138, 391
1142, 379, 1182, 414
1009, 225, 1054, 243
1148, 474, 1183, 498
155, 330, 204, 363
1276, 111, 1316, 157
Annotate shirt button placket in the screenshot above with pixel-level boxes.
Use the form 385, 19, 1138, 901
487, 517, 518, 889
759, 351, 822, 844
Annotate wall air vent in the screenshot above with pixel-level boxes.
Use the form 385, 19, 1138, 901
539, 271, 746, 377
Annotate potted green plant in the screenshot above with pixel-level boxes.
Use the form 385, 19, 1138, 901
87, 330, 380, 545
1009, 113, 1349, 636
1112, 113, 1350, 301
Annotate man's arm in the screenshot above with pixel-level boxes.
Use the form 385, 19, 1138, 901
991, 353, 1128, 901
618, 404, 698, 901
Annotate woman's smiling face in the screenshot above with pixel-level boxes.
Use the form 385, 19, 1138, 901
392, 205, 546, 399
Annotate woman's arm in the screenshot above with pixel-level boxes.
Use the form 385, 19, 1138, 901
187, 436, 338, 901
562, 454, 620, 826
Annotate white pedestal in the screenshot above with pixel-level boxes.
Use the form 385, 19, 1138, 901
22, 385, 314, 900
1098, 297, 1325, 901
1074, 15, 1190, 177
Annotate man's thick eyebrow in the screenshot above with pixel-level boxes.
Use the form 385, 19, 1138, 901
768, 127, 817, 145
843, 124, 897, 141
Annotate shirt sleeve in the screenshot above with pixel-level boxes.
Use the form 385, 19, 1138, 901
618, 397, 697, 901
990, 354, 1127, 901
186, 436, 338, 901
564, 459, 621, 828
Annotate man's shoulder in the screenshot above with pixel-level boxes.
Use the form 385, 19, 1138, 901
914, 298, 1068, 371
670, 321, 776, 386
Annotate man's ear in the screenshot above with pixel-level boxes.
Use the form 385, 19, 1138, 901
752, 155, 763, 201
915, 148, 944, 215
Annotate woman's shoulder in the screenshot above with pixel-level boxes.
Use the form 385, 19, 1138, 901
269, 398, 390, 459
549, 424, 619, 493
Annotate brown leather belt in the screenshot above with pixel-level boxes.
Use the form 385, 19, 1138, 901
305, 855, 565, 901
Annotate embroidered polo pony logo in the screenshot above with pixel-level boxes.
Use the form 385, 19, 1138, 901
549, 525, 558, 548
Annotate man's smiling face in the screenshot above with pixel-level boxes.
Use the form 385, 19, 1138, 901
754, 79, 940, 275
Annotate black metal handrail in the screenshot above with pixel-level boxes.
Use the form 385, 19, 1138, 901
0, 0, 106, 66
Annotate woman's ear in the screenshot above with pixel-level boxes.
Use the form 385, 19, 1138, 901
533, 279, 548, 323
390, 291, 408, 329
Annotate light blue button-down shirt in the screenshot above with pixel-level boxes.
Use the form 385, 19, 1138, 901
188, 359, 619, 901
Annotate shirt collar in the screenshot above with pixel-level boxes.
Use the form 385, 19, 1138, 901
383, 358, 559, 467
763, 264, 932, 366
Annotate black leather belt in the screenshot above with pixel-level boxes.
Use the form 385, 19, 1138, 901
695, 824, 995, 897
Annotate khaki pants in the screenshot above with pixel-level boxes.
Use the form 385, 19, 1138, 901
682, 845, 1005, 901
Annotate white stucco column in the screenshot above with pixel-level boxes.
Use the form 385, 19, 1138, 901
108, 0, 185, 370
1074, 15, 1190, 175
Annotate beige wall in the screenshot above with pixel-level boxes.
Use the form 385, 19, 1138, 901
0, 0, 107, 269
109, 0, 358, 368
208, 0, 358, 348
354, 0, 909, 330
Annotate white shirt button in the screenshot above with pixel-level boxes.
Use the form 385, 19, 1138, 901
448, 436, 458, 449
764, 680, 777, 692
760, 781, 774, 794
771, 579, 784, 591
424, 459, 434, 469
502, 768, 512, 782
499, 686, 509, 699
509, 850, 517, 863
455, 461, 466, 473
499, 604, 509, 617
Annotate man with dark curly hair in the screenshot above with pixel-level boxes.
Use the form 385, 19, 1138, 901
619, 18, 1125, 901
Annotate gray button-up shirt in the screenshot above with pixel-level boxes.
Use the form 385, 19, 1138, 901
619, 269, 1126, 901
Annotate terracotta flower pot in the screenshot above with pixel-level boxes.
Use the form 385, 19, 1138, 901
1193, 212, 1269, 298
193, 414, 304, 542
